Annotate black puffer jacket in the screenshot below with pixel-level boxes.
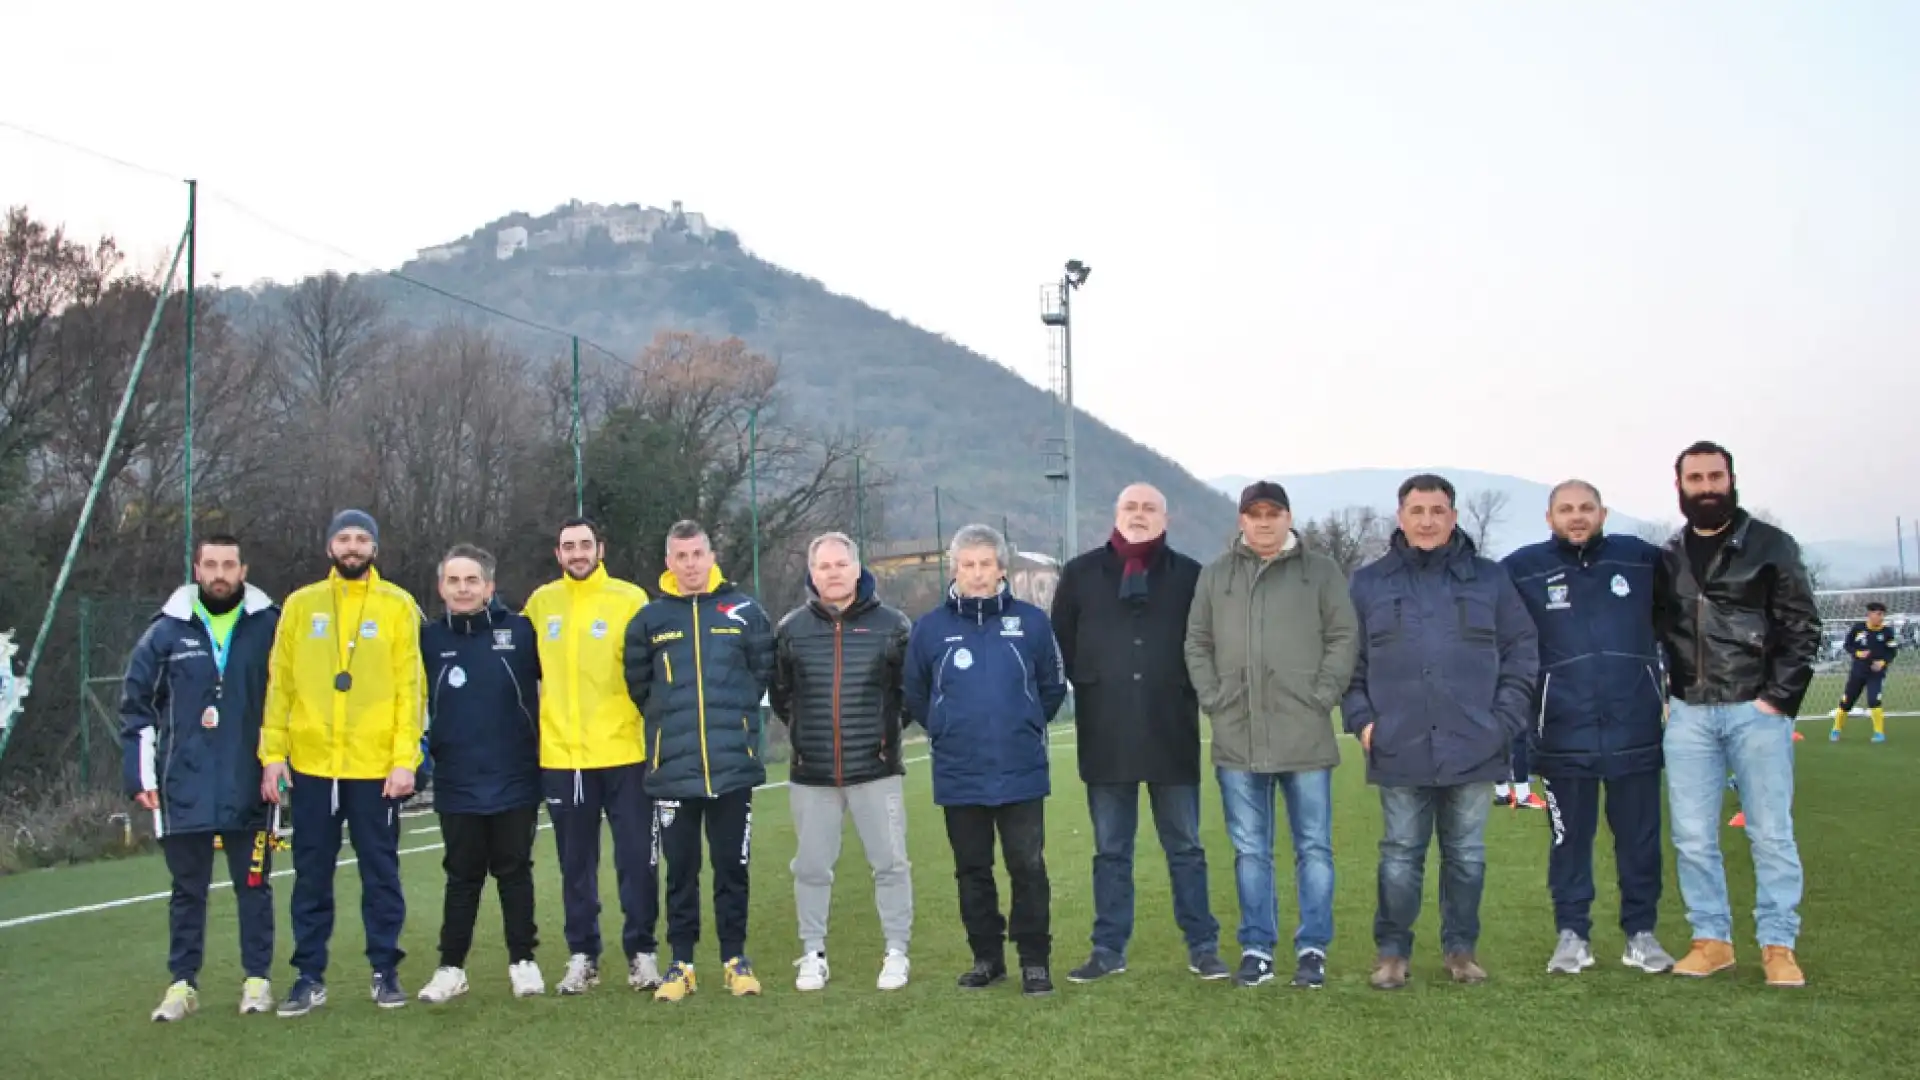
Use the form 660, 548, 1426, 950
624, 567, 775, 799
770, 569, 913, 787
1655, 511, 1821, 716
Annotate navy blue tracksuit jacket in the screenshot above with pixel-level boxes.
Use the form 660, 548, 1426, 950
422, 598, 542, 816
903, 582, 1068, 808
1500, 531, 1665, 940
118, 584, 280, 983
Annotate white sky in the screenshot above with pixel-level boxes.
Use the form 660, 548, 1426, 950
4, 1, 1915, 541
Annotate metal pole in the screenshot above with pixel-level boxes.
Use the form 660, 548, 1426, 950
934, 486, 946, 586
183, 179, 197, 582
1061, 272, 1077, 559
77, 598, 91, 786
1900, 517, 1909, 587
571, 336, 584, 516
749, 407, 761, 598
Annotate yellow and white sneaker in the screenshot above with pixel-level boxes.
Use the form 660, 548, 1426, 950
239, 977, 273, 1015
724, 956, 761, 997
151, 980, 198, 1022
653, 961, 696, 1003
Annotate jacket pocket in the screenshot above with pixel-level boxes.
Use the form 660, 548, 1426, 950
1536, 672, 1552, 738
1456, 595, 1498, 644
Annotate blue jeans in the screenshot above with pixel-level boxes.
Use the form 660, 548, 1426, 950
1665, 699, 1803, 948
1217, 767, 1334, 959
1086, 783, 1218, 958
1373, 783, 1493, 958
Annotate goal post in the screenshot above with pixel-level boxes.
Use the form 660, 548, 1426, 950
1804, 586, 1920, 720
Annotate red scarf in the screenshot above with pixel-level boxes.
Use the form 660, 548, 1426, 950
1111, 529, 1164, 603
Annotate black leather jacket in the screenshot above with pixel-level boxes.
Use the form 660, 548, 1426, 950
770, 571, 913, 787
1655, 511, 1820, 715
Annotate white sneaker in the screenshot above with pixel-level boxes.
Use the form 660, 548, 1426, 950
795, 951, 830, 992
877, 950, 910, 992
628, 952, 663, 991
558, 954, 599, 995
151, 980, 198, 1022
1546, 930, 1594, 975
239, 977, 273, 1015
508, 960, 545, 997
417, 966, 469, 1003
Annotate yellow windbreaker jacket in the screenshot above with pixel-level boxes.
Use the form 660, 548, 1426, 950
523, 564, 649, 770
259, 567, 425, 780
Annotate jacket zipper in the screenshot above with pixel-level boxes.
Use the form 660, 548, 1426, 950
832, 621, 845, 785
693, 599, 712, 796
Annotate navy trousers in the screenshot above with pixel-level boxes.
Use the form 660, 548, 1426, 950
543, 764, 660, 963
161, 830, 275, 985
289, 772, 407, 980
1539, 771, 1663, 939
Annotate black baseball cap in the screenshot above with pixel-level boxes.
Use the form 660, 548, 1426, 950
1238, 481, 1290, 513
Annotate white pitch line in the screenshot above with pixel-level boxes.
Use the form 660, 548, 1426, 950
0, 736, 1077, 932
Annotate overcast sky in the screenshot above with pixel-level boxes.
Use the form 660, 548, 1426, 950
5, 1, 1914, 542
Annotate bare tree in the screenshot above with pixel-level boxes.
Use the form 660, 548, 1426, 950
1300, 506, 1389, 575
1461, 489, 1511, 554
0, 207, 120, 469
279, 271, 387, 413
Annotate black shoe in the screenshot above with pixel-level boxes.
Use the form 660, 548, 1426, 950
1234, 953, 1275, 987
1067, 949, 1126, 983
370, 969, 407, 1009
956, 959, 1007, 990
1021, 965, 1054, 996
1292, 951, 1327, 989
1188, 948, 1230, 981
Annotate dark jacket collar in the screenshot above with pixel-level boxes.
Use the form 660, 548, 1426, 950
946, 580, 1013, 623
1551, 531, 1612, 560
1384, 528, 1478, 581
445, 596, 511, 635
806, 567, 880, 621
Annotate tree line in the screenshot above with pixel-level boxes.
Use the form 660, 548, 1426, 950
0, 206, 882, 791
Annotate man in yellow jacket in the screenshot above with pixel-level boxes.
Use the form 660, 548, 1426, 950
259, 511, 424, 1017
523, 517, 662, 996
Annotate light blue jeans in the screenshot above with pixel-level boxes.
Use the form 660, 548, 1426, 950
1664, 699, 1803, 948
1217, 768, 1334, 959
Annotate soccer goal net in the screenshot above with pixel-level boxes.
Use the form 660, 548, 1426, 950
1806, 586, 1920, 720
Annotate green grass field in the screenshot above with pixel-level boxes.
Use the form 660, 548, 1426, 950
2, 720, 1916, 1080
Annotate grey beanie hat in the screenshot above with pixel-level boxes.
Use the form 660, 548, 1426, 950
327, 509, 379, 546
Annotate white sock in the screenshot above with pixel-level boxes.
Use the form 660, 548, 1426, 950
1515, 781, 1531, 800
1495, 783, 1511, 798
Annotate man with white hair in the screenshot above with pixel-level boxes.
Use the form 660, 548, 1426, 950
1052, 483, 1224, 984
771, 531, 916, 992
905, 524, 1068, 996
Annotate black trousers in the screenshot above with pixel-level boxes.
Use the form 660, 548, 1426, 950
943, 799, 1050, 967
543, 765, 659, 962
657, 787, 753, 964
438, 805, 540, 967
162, 830, 275, 985
1539, 771, 1663, 939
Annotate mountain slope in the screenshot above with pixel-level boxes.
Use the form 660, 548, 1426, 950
346, 201, 1241, 560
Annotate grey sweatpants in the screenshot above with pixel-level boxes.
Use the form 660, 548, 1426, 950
790, 774, 914, 955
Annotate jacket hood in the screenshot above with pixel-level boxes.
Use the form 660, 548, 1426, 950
658, 564, 727, 599
945, 579, 1014, 622
443, 595, 513, 634
806, 567, 879, 617
161, 582, 276, 622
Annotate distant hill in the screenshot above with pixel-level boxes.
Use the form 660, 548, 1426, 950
231, 199, 1240, 561
1209, 467, 1900, 586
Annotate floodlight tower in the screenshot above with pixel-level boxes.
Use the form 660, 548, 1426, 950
1040, 259, 1090, 558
